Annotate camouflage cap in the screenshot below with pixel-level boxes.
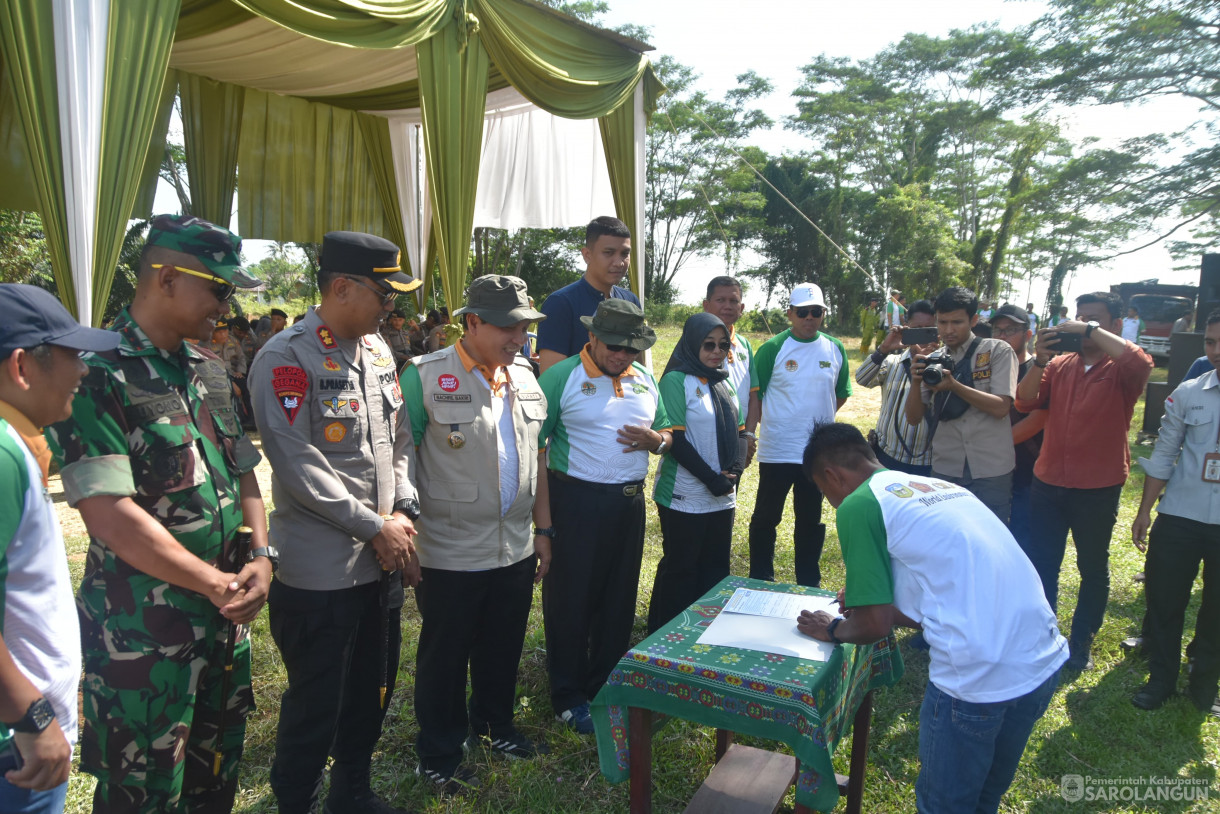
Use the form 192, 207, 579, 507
580, 298, 656, 351
146, 214, 261, 289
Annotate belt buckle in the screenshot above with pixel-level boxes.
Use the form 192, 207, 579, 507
622, 484, 639, 497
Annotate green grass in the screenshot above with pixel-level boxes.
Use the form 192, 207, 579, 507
59, 329, 1218, 812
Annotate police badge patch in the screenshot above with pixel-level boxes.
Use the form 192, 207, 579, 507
273, 366, 309, 425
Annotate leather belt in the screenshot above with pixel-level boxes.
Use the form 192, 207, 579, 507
551, 470, 645, 497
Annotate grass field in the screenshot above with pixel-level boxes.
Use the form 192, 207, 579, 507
54, 325, 1218, 813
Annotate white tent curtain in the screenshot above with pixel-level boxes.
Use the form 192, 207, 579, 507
53, 0, 107, 329
387, 117, 432, 310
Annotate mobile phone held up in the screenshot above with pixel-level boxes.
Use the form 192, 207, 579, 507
901, 327, 939, 346
1047, 330, 1083, 353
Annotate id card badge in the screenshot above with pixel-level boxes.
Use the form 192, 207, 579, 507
1203, 452, 1220, 484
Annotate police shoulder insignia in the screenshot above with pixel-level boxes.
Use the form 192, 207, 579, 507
316, 326, 337, 350
273, 365, 309, 425
323, 357, 341, 372
885, 483, 914, 498
975, 351, 990, 367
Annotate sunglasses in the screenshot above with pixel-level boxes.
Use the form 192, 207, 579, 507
604, 343, 641, 355
343, 275, 397, 306
153, 264, 235, 302
794, 306, 825, 319
702, 340, 733, 352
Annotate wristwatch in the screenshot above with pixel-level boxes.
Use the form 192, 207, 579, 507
826, 615, 847, 646
393, 497, 422, 521
533, 526, 557, 539
652, 438, 669, 455
249, 546, 280, 573
1084, 321, 1100, 339
6, 697, 56, 734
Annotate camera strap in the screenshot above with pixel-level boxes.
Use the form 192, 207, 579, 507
928, 337, 982, 439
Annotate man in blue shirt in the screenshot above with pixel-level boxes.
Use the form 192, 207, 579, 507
536, 216, 639, 374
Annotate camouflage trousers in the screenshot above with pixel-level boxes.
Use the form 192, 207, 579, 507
80, 618, 254, 814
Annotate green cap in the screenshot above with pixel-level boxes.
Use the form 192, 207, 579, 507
581, 299, 656, 351
453, 275, 546, 327
146, 214, 261, 289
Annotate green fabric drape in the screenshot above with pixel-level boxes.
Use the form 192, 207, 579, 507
131, 69, 179, 218
230, 0, 454, 49
474, 0, 659, 120
0, 49, 39, 212
416, 13, 489, 310
237, 88, 389, 242
0, 0, 73, 313
93, 0, 182, 325
177, 0, 255, 41
355, 112, 411, 275
598, 99, 642, 298
180, 72, 245, 225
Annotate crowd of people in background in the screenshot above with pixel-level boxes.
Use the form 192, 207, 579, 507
0, 211, 1216, 814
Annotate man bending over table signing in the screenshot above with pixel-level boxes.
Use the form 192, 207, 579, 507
796, 423, 1067, 814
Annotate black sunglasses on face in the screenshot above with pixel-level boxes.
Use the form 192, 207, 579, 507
795, 306, 824, 319
604, 343, 641, 355
701, 341, 733, 352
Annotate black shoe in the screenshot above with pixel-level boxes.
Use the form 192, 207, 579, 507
1064, 652, 1094, 673
415, 764, 479, 797
1120, 636, 1143, 652
466, 729, 550, 759
1186, 685, 1220, 718
325, 764, 416, 814
1131, 684, 1172, 711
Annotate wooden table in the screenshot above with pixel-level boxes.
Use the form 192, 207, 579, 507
592, 576, 903, 812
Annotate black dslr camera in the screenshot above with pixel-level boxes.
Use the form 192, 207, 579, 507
920, 348, 953, 386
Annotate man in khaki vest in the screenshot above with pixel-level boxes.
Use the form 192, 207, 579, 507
399, 275, 552, 795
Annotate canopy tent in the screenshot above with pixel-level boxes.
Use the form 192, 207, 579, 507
0, 0, 662, 326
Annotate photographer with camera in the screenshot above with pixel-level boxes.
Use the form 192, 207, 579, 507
855, 299, 938, 475
1014, 291, 1153, 673
904, 287, 1018, 523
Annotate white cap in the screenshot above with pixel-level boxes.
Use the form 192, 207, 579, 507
789, 283, 828, 310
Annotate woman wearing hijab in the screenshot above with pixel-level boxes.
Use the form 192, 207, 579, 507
647, 313, 745, 632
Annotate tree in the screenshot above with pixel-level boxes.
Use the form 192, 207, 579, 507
250, 243, 311, 301
0, 210, 50, 286
470, 226, 583, 301
645, 57, 773, 304
991, 0, 1220, 256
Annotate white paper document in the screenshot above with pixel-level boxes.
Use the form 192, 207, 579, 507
696, 588, 839, 662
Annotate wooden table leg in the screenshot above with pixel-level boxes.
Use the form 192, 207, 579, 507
629, 706, 653, 813
714, 728, 734, 762
844, 690, 874, 814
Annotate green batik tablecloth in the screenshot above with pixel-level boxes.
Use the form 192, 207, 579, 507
592, 575, 904, 811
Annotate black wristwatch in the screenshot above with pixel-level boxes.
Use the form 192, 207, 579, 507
533, 526, 557, 539
1084, 321, 1100, 339
826, 615, 847, 646
249, 546, 280, 573
7, 697, 55, 734
393, 497, 422, 521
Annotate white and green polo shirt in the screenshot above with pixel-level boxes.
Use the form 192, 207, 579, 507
754, 329, 851, 464
653, 371, 744, 513
538, 347, 670, 484
837, 469, 1067, 703
725, 328, 757, 419
0, 412, 80, 752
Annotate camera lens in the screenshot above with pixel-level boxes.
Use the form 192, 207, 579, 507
923, 365, 944, 386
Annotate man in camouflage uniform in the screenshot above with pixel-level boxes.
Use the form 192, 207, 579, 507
47, 214, 273, 813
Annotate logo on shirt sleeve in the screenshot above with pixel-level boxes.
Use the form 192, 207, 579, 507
885, 483, 914, 498
273, 366, 309, 425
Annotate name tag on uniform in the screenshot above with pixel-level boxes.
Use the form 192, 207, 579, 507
517, 391, 543, 401
433, 393, 472, 403
1203, 452, 1220, 483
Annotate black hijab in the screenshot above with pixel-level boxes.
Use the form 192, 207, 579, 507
663, 312, 740, 471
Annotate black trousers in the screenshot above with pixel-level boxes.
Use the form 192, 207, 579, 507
1144, 513, 1220, 704
748, 462, 826, 587
269, 580, 400, 814
647, 505, 734, 633
543, 474, 646, 714
413, 555, 536, 772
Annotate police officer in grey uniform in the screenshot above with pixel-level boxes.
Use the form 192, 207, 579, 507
399, 275, 553, 794
381, 308, 413, 370
250, 231, 421, 814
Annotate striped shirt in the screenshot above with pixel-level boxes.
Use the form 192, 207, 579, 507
855, 350, 931, 468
